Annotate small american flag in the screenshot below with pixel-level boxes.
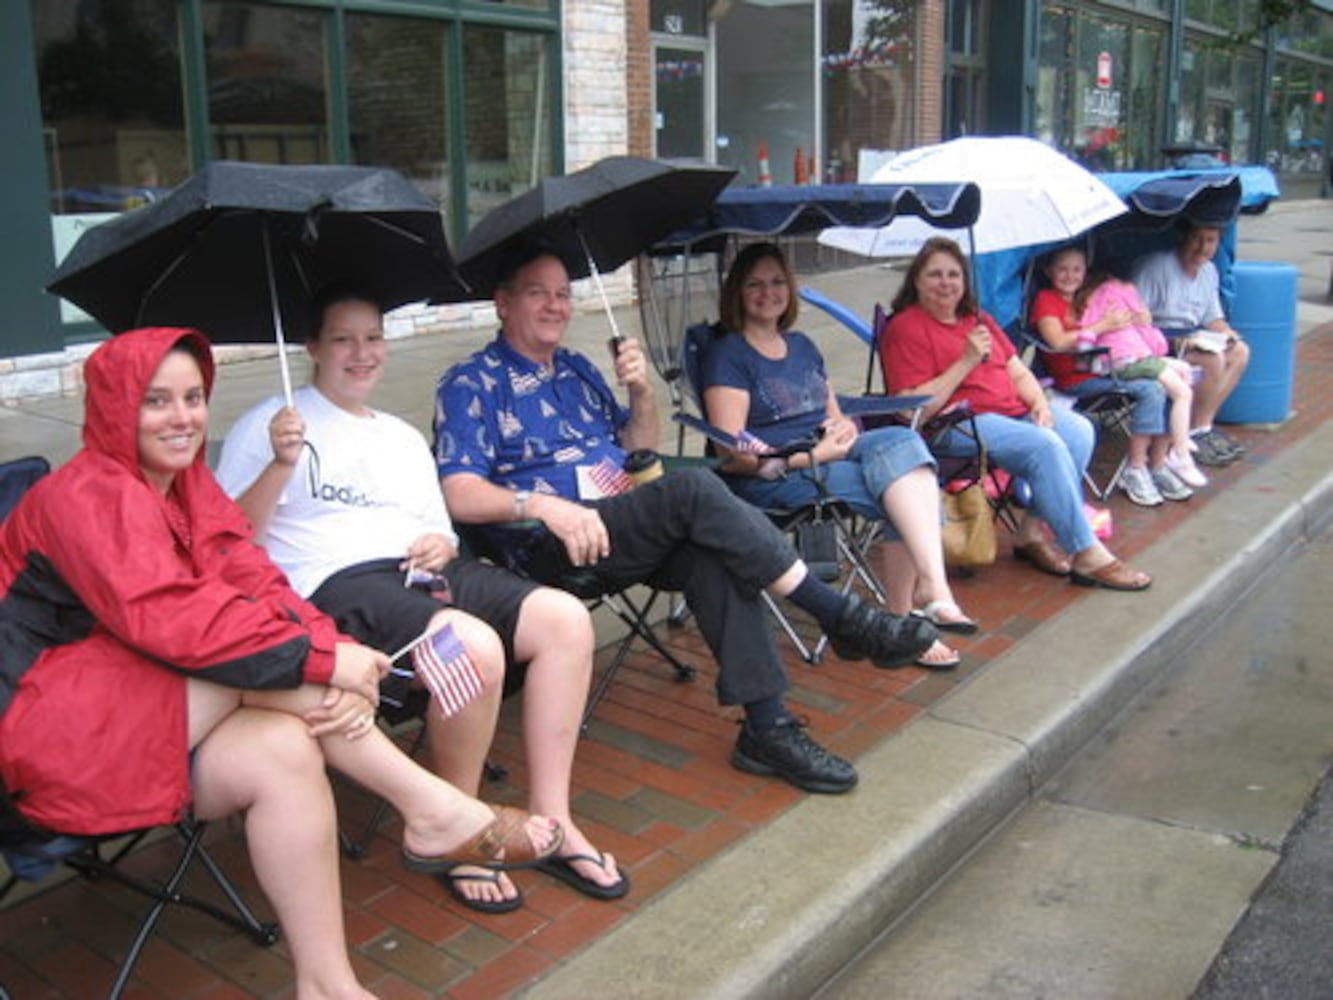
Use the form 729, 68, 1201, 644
411, 624, 485, 718
734, 429, 774, 455
587, 456, 635, 497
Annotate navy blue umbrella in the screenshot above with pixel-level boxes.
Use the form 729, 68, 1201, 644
654, 181, 982, 252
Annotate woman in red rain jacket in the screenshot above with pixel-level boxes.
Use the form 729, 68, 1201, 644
0, 327, 561, 998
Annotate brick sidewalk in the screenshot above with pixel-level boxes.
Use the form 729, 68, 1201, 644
4, 325, 1332, 1000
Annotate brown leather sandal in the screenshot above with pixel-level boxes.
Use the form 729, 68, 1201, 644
1069, 559, 1152, 592
402, 806, 565, 874
1013, 539, 1072, 577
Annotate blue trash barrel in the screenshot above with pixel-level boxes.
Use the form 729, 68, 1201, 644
1217, 260, 1299, 425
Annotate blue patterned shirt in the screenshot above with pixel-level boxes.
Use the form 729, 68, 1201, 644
434, 333, 631, 500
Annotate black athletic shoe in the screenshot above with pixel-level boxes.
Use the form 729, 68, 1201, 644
732, 718, 858, 794
828, 594, 938, 668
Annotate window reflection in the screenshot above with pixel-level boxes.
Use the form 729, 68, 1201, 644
462, 26, 552, 230
32, 0, 186, 214
715, 0, 816, 187
347, 14, 449, 215
823, 0, 915, 181
202, 3, 329, 165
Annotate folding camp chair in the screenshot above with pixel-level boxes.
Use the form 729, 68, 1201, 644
680, 322, 893, 664
0, 455, 278, 999
457, 521, 698, 726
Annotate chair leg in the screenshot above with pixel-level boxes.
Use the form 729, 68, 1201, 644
63, 822, 278, 999
581, 590, 697, 731
763, 590, 820, 664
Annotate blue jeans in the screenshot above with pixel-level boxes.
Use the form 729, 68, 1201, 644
1067, 377, 1168, 437
935, 408, 1096, 556
723, 426, 936, 539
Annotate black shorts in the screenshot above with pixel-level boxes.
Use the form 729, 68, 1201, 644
309, 557, 541, 712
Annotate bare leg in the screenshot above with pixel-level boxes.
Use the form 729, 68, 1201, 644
879, 467, 968, 619
418, 609, 509, 906
1202, 340, 1251, 428
1159, 368, 1195, 455
191, 708, 372, 1000
1146, 434, 1170, 471
1185, 347, 1226, 430
420, 609, 505, 796
511, 588, 621, 889
187, 681, 558, 865
875, 538, 917, 616
767, 561, 808, 596
875, 539, 958, 667
1126, 433, 1151, 470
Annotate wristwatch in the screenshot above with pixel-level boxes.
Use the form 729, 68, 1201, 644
513, 489, 532, 521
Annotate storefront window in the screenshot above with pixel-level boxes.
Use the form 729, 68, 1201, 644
32, 0, 186, 215
715, 0, 815, 187
1126, 24, 1164, 169
1073, 13, 1129, 170
1036, 5, 1075, 151
1266, 56, 1329, 196
347, 15, 449, 213
461, 26, 553, 230
821, 0, 914, 183
1232, 51, 1262, 163
203, 3, 329, 164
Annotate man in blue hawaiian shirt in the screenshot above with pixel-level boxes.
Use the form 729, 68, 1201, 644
434, 242, 936, 795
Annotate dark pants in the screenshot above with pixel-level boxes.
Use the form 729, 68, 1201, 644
527, 468, 798, 706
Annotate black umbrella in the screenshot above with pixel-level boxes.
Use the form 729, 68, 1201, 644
47, 160, 464, 403
455, 156, 736, 340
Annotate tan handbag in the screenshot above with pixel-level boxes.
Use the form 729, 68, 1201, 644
941, 482, 997, 567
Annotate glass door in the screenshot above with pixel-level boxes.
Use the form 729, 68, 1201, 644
653, 40, 708, 161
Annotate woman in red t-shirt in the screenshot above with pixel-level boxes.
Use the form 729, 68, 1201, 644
882, 237, 1149, 592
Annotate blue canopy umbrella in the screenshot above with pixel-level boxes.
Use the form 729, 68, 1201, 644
655, 181, 982, 252
974, 170, 1244, 335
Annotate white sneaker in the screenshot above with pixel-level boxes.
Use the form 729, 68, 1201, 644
1166, 446, 1209, 488
1151, 464, 1195, 502
1119, 465, 1163, 506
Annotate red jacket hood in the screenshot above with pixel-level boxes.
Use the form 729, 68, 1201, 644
82, 327, 215, 478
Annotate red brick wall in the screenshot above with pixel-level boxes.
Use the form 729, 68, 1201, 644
916, 0, 945, 145
626, 0, 652, 156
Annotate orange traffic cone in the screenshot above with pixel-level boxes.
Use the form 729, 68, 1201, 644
757, 141, 773, 187
793, 146, 807, 185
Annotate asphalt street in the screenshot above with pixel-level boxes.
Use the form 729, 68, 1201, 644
817, 516, 1333, 998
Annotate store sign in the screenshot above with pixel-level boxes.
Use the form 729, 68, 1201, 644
1083, 88, 1122, 127
1096, 51, 1112, 89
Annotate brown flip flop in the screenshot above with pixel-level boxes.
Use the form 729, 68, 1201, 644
402, 806, 564, 874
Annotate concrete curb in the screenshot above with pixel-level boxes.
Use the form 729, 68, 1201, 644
521, 420, 1333, 1000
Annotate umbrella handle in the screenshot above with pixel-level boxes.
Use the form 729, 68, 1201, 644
575, 227, 623, 344
263, 219, 295, 406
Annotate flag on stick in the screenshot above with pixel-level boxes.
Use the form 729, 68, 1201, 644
392, 624, 484, 718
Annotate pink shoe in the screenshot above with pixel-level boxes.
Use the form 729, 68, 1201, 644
1167, 447, 1209, 488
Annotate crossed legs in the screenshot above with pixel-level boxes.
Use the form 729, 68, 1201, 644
187, 677, 557, 999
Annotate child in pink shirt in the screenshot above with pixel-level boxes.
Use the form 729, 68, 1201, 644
1074, 275, 1204, 485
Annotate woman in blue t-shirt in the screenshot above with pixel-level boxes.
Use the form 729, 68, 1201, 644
702, 242, 978, 668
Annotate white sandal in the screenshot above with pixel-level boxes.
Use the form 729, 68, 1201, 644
915, 600, 980, 635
